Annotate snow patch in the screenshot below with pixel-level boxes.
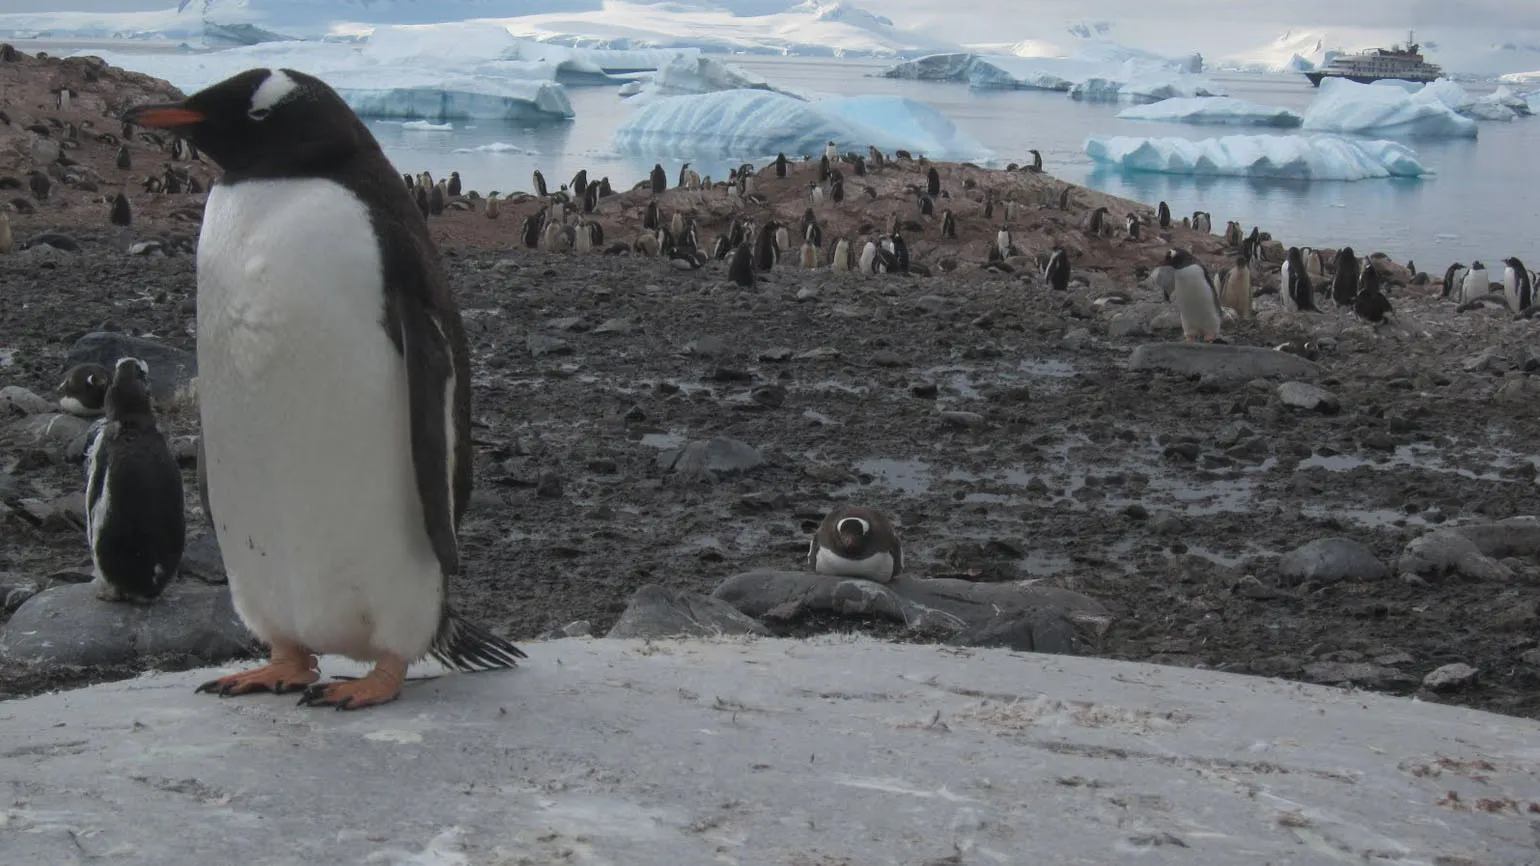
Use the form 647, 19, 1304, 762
1085, 134, 1429, 181
1117, 97, 1302, 128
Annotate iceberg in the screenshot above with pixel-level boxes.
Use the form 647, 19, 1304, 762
1116, 97, 1302, 127
623, 51, 805, 103
1301, 78, 1478, 139
1084, 134, 1429, 181
614, 89, 991, 162
880, 53, 1222, 100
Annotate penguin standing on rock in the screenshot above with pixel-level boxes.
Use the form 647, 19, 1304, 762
650, 163, 666, 194
1151, 249, 1222, 343
808, 505, 903, 583
125, 67, 526, 709
1331, 247, 1358, 308
775, 152, 788, 178
1043, 247, 1070, 291
1461, 261, 1489, 305
1503, 257, 1532, 313
84, 358, 185, 603
1281, 247, 1318, 312
926, 167, 940, 197
1354, 276, 1394, 325
1218, 253, 1253, 321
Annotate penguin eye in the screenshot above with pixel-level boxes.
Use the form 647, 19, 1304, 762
248, 107, 272, 121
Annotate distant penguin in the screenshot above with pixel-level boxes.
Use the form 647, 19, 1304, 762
84, 358, 185, 603
858, 239, 877, 275
670, 210, 684, 239
171, 136, 185, 162
484, 191, 499, 219
110, 191, 132, 226
890, 233, 909, 273
1193, 211, 1212, 233
1153, 249, 1223, 343
1157, 201, 1170, 228
1044, 247, 1070, 291
29, 170, 51, 200
940, 209, 956, 239
824, 141, 837, 162
429, 181, 445, 216
582, 183, 599, 213
1125, 213, 1140, 240
809, 182, 824, 206
799, 240, 818, 268
0, 211, 11, 255
1058, 186, 1071, 210
644, 200, 660, 231
852, 156, 866, 176
58, 362, 111, 417
775, 152, 788, 178
926, 166, 940, 197
58, 87, 72, 110
1461, 261, 1489, 304
532, 169, 548, 197
832, 238, 851, 272
1406, 259, 1415, 276
830, 176, 844, 203
807, 505, 902, 583
447, 171, 461, 197
116, 145, 132, 170
1357, 260, 1382, 297
996, 226, 1011, 260
1281, 247, 1318, 312
163, 169, 183, 195
1503, 257, 1532, 312
1441, 262, 1468, 299
1224, 221, 1242, 247
1028, 148, 1043, 173
650, 163, 666, 194
753, 223, 778, 271
728, 242, 755, 287
1354, 279, 1394, 325
1331, 246, 1358, 308
1218, 254, 1253, 321
775, 223, 791, 254
818, 154, 830, 182
1087, 206, 1110, 237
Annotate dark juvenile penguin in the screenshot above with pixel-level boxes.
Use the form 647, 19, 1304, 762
1044, 246, 1070, 291
1441, 262, 1467, 299
926, 166, 940, 197
110, 191, 132, 226
1157, 201, 1170, 228
520, 211, 542, 248
1354, 279, 1393, 325
1281, 246, 1318, 312
532, 169, 547, 197
649, 163, 666, 194
125, 66, 525, 709
29, 170, 51, 200
1028, 148, 1043, 172
775, 152, 788, 178
807, 505, 903, 583
818, 154, 830, 182
1125, 213, 1140, 240
940, 209, 956, 239
84, 358, 185, 603
1331, 246, 1358, 308
571, 168, 588, 196
890, 233, 909, 273
116, 145, 132, 170
728, 242, 755, 287
753, 222, 778, 271
1503, 257, 1532, 313
1357, 260, 1381, 297
447, 170, 461, 197
58, 362, 111, 417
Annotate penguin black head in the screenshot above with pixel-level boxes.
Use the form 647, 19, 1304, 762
58, 362, 111, 417
122, 68, 365, 177
1163, 248, 1196, 270
104, 357, 154, 422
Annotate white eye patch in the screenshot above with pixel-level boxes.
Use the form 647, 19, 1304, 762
837, 517, 871, 536
248, 69, 298, 119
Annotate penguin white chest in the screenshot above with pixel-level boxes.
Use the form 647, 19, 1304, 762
1171, 267, 1222, 340
196, 178, 444, 662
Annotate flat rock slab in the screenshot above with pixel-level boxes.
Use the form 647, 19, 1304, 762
2, 638, 1537, 865
605, 585, 770, 639
1398, 516, 1540, 581
713, 569, 1111, 653
0, 581, 253, 669
1128, 343, 1322, 381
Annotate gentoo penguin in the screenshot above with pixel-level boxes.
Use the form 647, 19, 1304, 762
832, 238, 851, 272
995, 226, 1012, 260
1503, 257, 1532, 313
110, 191, 132, 226
649, 163, 666, 194
1441, 262, 1468, 299
520, 212, 542, 248
670, 210, 684, 239
753, 223, 779, 271
809, 182, 823, 206
58, 362, 111, 417
30, 170, 51, 200
447, 171, 461, 197
890, 233, 910, 273
1028, 148, 1043, 173
1157, 201, 1171, 228
1330, 246, 1358, 308
429, 180, 446, 215
918, 194, 934, 216
117, 145, 132, 170
807, 506, 902, 583
125, 67, 524, 709
1461, 260, 1489, 305
830, 176, 844, 203
818, 154, 830, 182
532, 169, 547, 197
1125, 213, 1140, 241
84, 358, 185, 603
824, 140, 838, 162
1218, 254, 1253, 321
775, 152, 788, 178
926, 167, 940, 197
728, 242, 754, 287
1087, 206, 1109, 236
1354, 278, 1393, 325
570, 168, 588, 196
643, 200, 660, 231
484, 191, 499, 219
940, 209, 956, 239
1281, 247, 1318, 312
858, 239, 877, 275
1043, 247, 1070, 291
1357, 260, 1382, 297
1153, 249, 1222, 343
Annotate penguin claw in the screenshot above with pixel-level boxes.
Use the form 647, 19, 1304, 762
195, 659, 319, 697
296, 661, 406, 711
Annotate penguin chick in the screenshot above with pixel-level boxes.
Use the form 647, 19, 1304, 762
59, 362, 112, 417
807, 505, 902, 583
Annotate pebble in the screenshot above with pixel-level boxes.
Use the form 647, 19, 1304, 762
758, 347, 793, 362
592, 318, 633, 335
1277, 381, 1340, 414
939, 410, 985, 429
526, 334, 572, 357
1276, 538, 1389, 586
1422, 662, 1478, 692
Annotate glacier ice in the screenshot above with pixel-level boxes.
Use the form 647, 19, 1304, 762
614, 89, 991, 162
1117, 97, 1302, 127
1301, 78, 1478, 139
623, 51, 805, 103
1084, 134, 1429, 181
880, 53, 1221, 101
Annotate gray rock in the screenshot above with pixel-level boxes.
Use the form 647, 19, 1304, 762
712, 569, 1111, 654
179, 532, 227, 585
1276, 538, 1389, 586
1106, 312, 1149, 338
592, 318, 634, 335
526, 334, 572, 357
939, 410, 985, 429
656, 437, 764, 480
1128, 343, 1322, 382
0, 385, 55, 416
606, 586, 771, 639
1397, 522, 1521, 582
1277, 381, 1340, 414
0, 581, 253, 670
65, 332, 196, 403
1060, 327, 1091, 350
1301, 661, 1418, 690
1423, 663, 1478, 692
0, 572, 40, 612
544, 316, 588, 332
13, 492, 85, 532
4, 412, 93, 451
758, 347, 793, 362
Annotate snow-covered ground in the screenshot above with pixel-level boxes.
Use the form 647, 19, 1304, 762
1084, 134, 1428, 181
613, 89, 992, 163
1116, 97, 1302, 128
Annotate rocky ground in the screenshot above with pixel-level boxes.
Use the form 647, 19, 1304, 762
1, 46, 1538, 719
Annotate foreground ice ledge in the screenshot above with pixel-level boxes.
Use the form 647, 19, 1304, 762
4, 637, 1536, 864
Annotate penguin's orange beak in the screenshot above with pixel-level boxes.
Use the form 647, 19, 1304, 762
123, 104, 205, 129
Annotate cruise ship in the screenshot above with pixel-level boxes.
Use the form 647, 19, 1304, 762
1305, 32, 1445, 86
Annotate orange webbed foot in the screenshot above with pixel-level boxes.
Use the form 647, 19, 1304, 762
297, 656, 406, 711
196, 645, 318, 697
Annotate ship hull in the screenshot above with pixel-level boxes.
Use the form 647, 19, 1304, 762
1306, 70, 1441, 87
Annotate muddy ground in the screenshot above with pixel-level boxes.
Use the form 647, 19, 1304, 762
3, 235, 1539, 719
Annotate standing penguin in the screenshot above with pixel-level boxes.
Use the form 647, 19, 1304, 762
447, 171, 461, 197
1281, 247, 1318, 312
1152, 249, 1222, 343
650, 163, 666, 194
1330, 247, 1358, 308
1441, 262, 1468, 299
125, 67, 525, 709
1461, 260, 1489, 304
940, 209, 956, 239
1218, 253, 1253, 321
926, 166, 940, 197
110, 191, 132, 226
775, 152, 788, 178
1157, 201, 1170, 229
0, 211, 11, 255
728, 242, 755, 287
831, 238, 851, 272
1354, 278, 1394, 325
1503, 257, 1532, 313
532, 169, 548, 197
1043, 247, 1070, 291
84, 358, 185, 603
117, 145, 132, 170
484, 191, 500, 219
1125, 213, 1140, 241
807, 505, 903, 583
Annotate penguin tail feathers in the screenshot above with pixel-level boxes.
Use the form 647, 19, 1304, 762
430, 610, 528, 672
